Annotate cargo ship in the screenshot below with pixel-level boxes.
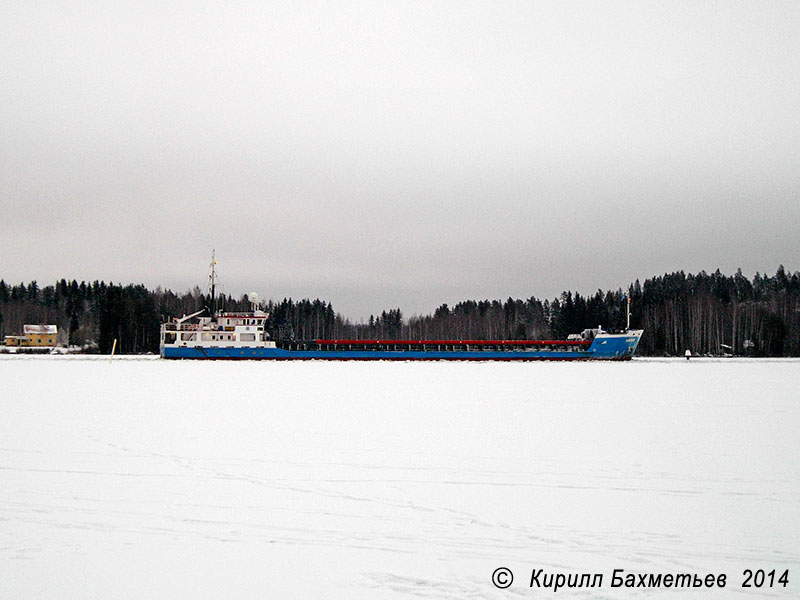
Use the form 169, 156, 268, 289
159, 256, 643, 361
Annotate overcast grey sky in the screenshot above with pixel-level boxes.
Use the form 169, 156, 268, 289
2, 1, 798, 318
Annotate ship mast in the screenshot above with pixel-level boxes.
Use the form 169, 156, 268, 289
208, 250, 217, 315
626, 293, 631, 330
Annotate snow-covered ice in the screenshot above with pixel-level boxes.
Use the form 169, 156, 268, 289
1, 356, 798, 598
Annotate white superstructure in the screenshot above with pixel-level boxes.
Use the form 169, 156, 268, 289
161, 310, 275, 352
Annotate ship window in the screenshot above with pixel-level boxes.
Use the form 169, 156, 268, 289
240, 333, 255, 342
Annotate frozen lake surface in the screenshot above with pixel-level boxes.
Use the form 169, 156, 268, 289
1, 356, 798, 598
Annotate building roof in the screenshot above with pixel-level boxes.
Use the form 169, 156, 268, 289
23, 325, 57, 334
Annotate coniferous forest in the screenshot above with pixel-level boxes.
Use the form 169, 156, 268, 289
0, 266, 797, 356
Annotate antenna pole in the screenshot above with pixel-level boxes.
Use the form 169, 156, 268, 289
209, 250, 217, 315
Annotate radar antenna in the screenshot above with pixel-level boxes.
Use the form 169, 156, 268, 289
248, 292, 260, 312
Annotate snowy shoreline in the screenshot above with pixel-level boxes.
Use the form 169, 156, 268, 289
1, 353, 799, 363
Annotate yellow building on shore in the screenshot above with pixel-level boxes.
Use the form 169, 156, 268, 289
4, 325, 58, 347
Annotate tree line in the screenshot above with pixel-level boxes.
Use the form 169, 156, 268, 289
0, 266, 797, 356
